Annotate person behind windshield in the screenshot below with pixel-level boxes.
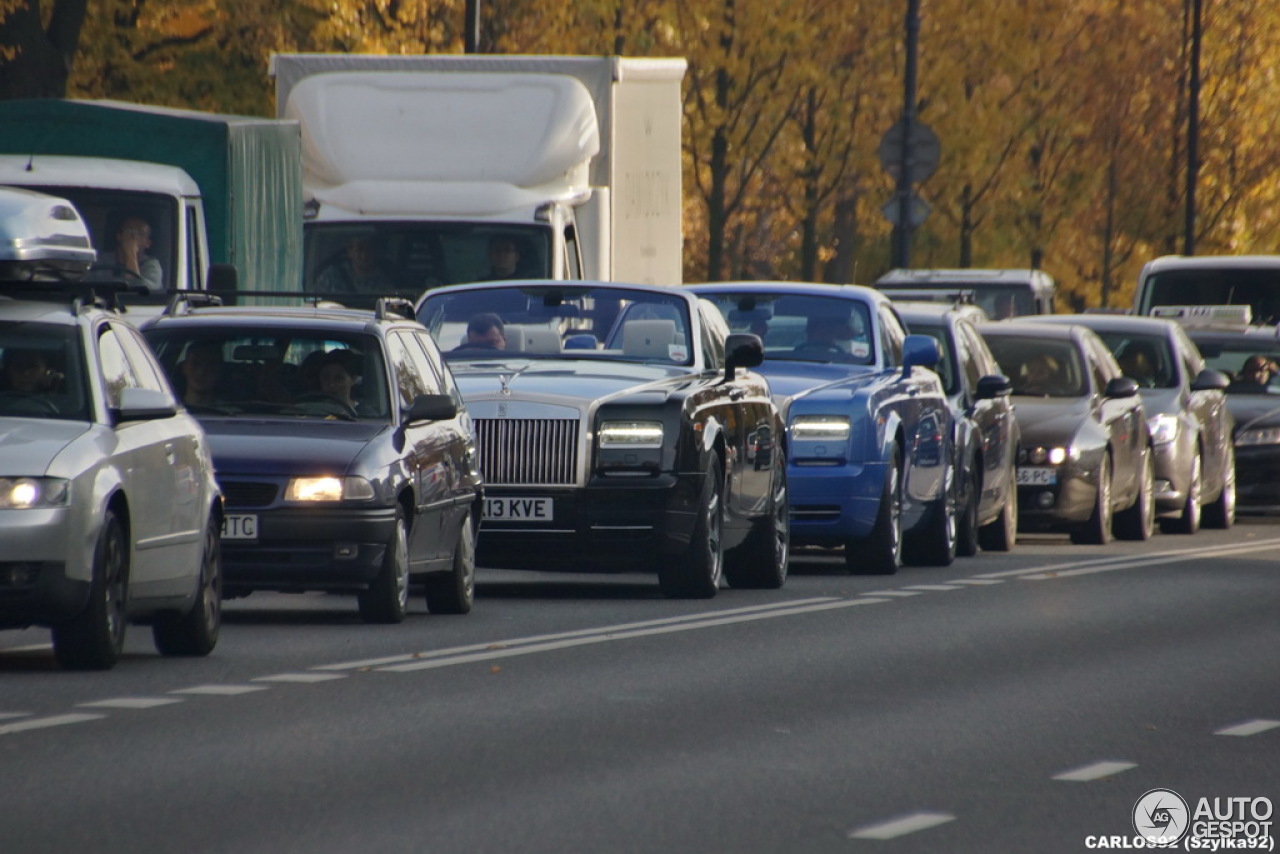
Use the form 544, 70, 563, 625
454, 312, 507, 351
1228, 355, 1278, 394
1117, 341, 1159, 387
317, 351, 362, 412
179, 340, 225, 408
317, 235, 393, 295
98, 214, 163, 293
2, 348, 60, 394
1019, 353, 1062, 395
794, 315, 856, 356
481, 237, 523, 280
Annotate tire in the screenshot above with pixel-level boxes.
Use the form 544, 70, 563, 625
53, 510, 129, 671
1071, 452, 1113, 545
955, 461, 980, 558
153, 515, 222, 656
1161, 449, 1202, 535
659, 455, 724, 599
425, 509, 476, 614
904, 460, 957, 566
1114, 449, 1155, 541
978, 465, 1018, 552
847, 446, 902, 575
358, 508, 409, 624
725, 455, 789, 589
1202, 444, 1236, 530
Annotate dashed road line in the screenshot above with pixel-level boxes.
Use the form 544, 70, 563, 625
848, 812, 956, 840
77, 698, 184, 710
1215, 719, 1280, 737
0, 712, 31, 721
1052, 761, 1137, 781
902, 584, 962, 591
253, 673, 348, 684
974, 537, 1280, 582
169, 684, 270, 696
0, 713, 105, 735
864, 590, 921, 597
951, 578, 1003, 586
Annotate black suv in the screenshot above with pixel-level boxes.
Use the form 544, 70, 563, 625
142, 297, 482, 623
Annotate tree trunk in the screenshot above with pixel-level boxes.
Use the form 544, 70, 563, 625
0, 0, 89, 99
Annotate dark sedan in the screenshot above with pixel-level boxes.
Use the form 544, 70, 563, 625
979, 321, 1154, 543
415, 280, 789, 599
143, 298, 483, 624
1029, 313, 1235, 532
1184, 321, 1280, 513
896, 302, 1020, 554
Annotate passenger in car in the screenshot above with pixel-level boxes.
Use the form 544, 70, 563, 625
178, 340, 226, 408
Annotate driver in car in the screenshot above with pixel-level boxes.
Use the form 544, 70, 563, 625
2, 348, 61, 395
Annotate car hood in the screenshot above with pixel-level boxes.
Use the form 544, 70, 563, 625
0, 418, 93, 475
1226, 395, 1280, 431
1011, 396, 1092, 444
198, 418, 388, 476
1137, 386, 1183, 417
755, 362, 883, 400
449, 359, 693, 407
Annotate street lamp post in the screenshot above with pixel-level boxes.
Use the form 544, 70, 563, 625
1184, 0, 1202, 255
894, 0, 922, 268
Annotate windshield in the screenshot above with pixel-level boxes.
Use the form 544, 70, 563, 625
880, 284, 1037, 319
1094, 331, 1177, 389
985, 336, 1087, 397
699, 292, 875, 365
303, 222, 553, 305
0, 322, 90, 420
1191, 336, 1280, 395
143, 328, 389, 421
1141, 267, 1280, 325
418, 284, 694, 366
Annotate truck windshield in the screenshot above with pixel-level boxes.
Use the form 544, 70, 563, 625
1139, 267, 1280, 326
303, 223, 552, 302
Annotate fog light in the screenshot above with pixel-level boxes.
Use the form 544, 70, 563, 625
0, 562, 40, 586
1036, 491, 1056, 509
333, 543, 358, 559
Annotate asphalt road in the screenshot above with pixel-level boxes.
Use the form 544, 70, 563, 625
2, 521, 1277, 854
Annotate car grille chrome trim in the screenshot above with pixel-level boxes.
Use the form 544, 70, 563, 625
475, 418, 580, 486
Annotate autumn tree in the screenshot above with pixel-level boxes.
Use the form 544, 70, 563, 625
0, 0, 89, 98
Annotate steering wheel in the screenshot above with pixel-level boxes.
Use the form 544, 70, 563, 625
293, 393, 359, 420
0, 391, 60, 416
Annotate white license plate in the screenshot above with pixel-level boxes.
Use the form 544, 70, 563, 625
484, 497, 553, 521
1016, 467, 1057, 486
221, 514, 259, 540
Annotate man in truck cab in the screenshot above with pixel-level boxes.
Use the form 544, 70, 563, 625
316, 234, 392, 295
97, 214, 163, 293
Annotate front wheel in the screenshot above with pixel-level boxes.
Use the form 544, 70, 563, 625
978, 465, 1018, 552
153, 514, 222, 656
1114, 449, 1155, 541
1202, 444, 1236, 530
955, 462, 980, 558
425, 509, 476, 614
1071, 452, 1113, 545
725, 455, 789, 589
904, 461, 957, 567
659, 456, 724, 598
358, 508, 409, 624
1161, 450, 1202, 535
53, 510, 129, 670
848, 447, 902, 575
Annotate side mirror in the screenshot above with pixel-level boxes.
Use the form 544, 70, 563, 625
404, 393, 457, 424
1190, 368, 1230, 392
114, 387, 177, 422
725, 332, 764, 380
974, 373, 1012, 399
206, 263, 238, 295
1104, 376, 1140, 399
902, 334, 941, 377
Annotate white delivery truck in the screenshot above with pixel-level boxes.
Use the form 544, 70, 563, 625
269, 53, 686, 296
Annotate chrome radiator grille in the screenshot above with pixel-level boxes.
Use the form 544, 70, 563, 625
474, 418, 580, 486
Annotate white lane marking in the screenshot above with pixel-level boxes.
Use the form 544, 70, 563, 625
902, 584, 961, 591
316, 597, 846, 672
0, 643, 53, 654
1053, 761, 1137, 781
864, 590, 922, 597
253, 673, 348, 684
0, 713, 105, 735
169, 685, 270, 696
77, 698, 183, 710
379, 599, 892, 673
974, 537, 1280, 581
848, 812, 956, 839
1019, 540, 1280, 580
0, 712, 31, 720
951, 578, 1003, 586
1215, 719, 1280, 737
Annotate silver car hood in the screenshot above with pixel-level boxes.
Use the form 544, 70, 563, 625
0, 418, 93, 476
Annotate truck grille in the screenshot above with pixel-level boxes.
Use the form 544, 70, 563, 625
475, 418, 579, 486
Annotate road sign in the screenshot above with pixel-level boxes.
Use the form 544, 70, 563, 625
881, 193, 931, 228
878, 117, 941, 184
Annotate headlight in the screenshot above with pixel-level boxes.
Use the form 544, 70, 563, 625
1236, 426, 1280, 446
598, 420, 664, 448
791, 415, 851, 441
1148, 414, 1180, 445
284, 476, 375, 502
0, 477, 70, 510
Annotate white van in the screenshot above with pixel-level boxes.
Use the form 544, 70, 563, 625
1133, 255, 1280, 326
